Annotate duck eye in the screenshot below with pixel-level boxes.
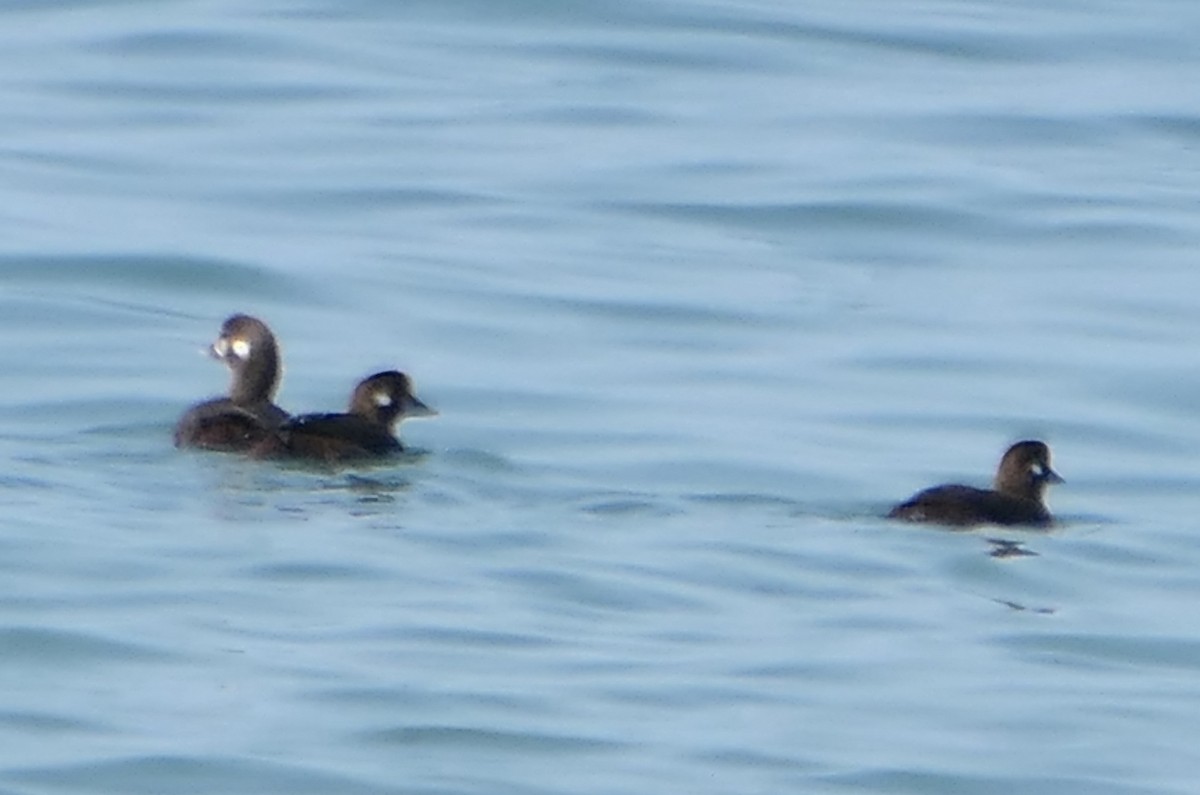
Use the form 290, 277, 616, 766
231, 339, 252, 359
373, 391, 394, 407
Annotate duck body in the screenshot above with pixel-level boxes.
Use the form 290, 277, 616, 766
887, 483, 1053, 527
174, 398, 288, 451
257, 413, 403, 460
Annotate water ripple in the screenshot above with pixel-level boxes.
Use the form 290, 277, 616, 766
7, 756, 394, 795
0, 627, 175, 665
361, 725, 626, 754
0, 254, 308, 299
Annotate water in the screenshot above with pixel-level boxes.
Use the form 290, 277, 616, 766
2, 0, 1200, 792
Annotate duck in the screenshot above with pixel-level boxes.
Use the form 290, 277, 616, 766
253, 370, 435, 462
887, 440, 1063, 527
174, 314, 289, 451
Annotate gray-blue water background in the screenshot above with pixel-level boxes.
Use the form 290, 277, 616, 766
2, 1, 1200, 793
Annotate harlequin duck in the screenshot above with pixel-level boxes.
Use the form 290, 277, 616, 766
887, 440, 1063, 527
253, 370, 435, 462
174, 314, 289, 451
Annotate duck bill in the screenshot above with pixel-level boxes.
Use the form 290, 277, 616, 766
404, 393, 438, 418
1044, 467, 1064, 484
208, 337, 231, 361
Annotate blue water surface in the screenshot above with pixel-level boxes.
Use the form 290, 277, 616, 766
2, 1, 1200, 793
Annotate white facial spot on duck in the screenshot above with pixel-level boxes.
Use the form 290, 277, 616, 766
231, 339, 252, 359
373, 391, 394, 407
1030, 462, 1045, 477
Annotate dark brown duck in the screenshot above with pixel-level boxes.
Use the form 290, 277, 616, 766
253, 370, 435, 462
174, 314, 289, 451
888, 440, 1063, 527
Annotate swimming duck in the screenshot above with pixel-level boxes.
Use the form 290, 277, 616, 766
253, 370, 434, 462
174, 314, 289, 451
888, 440, 1063, 527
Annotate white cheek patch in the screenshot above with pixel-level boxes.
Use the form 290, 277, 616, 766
1030, 463, 1045, 477
373, 391, 394, 408
231, 339, 252, 359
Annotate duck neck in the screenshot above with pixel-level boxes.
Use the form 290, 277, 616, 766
995, 473, 1041, 503
230, 346, 279, 405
